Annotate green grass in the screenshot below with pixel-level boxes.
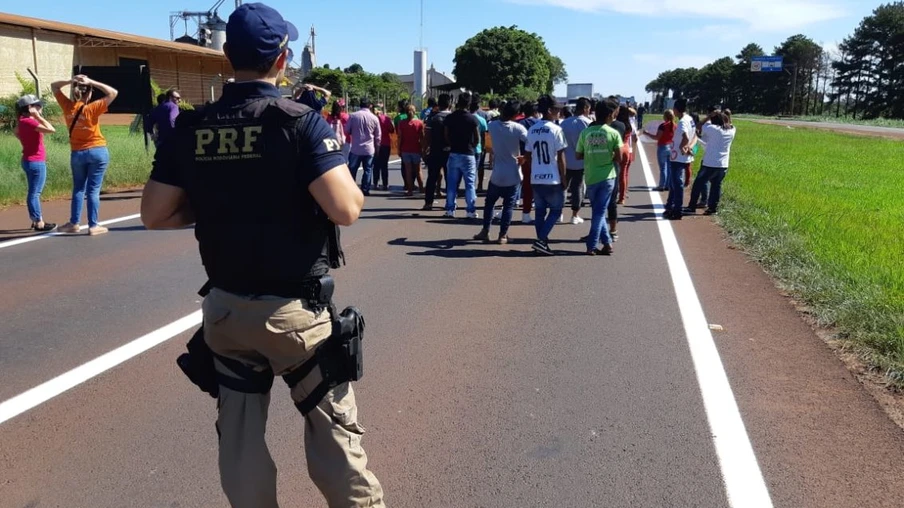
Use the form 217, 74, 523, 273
711, 120, 904, 384
734, 113, 904, 129
0, 125, 153, 207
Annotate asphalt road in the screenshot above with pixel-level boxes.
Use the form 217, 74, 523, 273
1, 154, 903, 508
754, 119, 904, 139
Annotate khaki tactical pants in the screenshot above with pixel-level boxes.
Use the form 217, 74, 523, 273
202, 288, 385, 508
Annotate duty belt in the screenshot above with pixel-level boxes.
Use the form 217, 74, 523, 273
179, 275, 365, 416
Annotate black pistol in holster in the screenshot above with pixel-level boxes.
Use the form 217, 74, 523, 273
177, 276, 367, 417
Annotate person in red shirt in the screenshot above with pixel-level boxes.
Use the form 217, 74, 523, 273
398, 104, 425, 195
374, 103, 395, 191
642, 109, 675, 191
15, 95, 57, 231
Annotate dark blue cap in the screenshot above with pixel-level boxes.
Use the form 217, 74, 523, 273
226, 2, 298, 69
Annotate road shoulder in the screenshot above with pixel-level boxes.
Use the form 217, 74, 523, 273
671, 198, 904, 507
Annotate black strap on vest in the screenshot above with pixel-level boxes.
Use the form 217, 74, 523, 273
68, 104, 85, 135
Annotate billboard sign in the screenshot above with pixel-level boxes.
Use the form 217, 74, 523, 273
751, 56, 783, 72
566, 83, 593, 99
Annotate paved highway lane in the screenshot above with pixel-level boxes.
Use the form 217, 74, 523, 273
754, 119, 904, 139
1, 158, 902, 507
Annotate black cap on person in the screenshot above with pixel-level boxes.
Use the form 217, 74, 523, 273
225, 2, 299, 70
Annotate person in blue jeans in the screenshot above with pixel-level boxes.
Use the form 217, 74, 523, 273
524, 95, 567, 255
443, 92, 481, 218
576, 98, 622, 255
71, 147, 111, 229
445, 154, 478, 216
51, 74, 118, 235
687, 111, 736, 215
345, 98, 381, 195
15, 95, 58, 232
473, 100, 527, 244
664, 98, 695, 220
348, 153, 375, 195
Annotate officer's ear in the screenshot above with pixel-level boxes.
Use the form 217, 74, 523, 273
275, 49, 289, 72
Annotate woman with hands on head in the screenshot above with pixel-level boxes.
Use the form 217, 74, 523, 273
15, 95, 57, 232
50, 74, 118, 236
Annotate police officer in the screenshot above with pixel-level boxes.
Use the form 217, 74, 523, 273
139, 3, 384, 507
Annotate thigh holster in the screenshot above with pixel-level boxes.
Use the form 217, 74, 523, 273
177, 281, 275, 398
282, 305, 366, 416
177, 326, 275, 398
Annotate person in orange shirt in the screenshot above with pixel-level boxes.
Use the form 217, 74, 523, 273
51, 74, 118, 235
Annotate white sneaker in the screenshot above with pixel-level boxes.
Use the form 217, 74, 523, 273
522, 212, 533, 224
467, 211, 480, 219
444, 210, 455, 218
571, 216, 584, 225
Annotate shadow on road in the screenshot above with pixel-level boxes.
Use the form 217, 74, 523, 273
388, 237, 586, 258
358, 213, 429, 221
618, 212, 660, 223
109, 225, 148, 232
0, 230, 38, 242
99, 195, 140, 202
361, 207, 425, 213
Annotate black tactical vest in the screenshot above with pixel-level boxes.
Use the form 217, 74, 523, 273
177, 95, 343, 297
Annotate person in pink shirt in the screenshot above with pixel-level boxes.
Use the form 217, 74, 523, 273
15, 95, 57, 232
374, 103, 395, 191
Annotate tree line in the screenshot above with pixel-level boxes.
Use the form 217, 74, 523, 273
645, 2, 904, 119
300, 64, 411, 106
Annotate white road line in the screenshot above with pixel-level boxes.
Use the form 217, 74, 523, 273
0, 213, 143, 250
636, 139, 774, 508
0, 310, 202, 426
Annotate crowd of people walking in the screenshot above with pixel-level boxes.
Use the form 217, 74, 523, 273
320, 89, 736, 256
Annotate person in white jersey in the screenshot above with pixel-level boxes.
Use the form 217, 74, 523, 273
524, 95, 567, 255
665, 98, 695, 220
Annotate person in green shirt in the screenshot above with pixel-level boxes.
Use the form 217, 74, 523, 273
576, 97, 623, 256
393, 99, 409, 127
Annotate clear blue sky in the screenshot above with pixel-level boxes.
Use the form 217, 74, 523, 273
5, 0, 884, 100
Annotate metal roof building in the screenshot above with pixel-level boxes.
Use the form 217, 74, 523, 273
0, 12, 232, 104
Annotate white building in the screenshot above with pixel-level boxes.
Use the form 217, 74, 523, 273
396, 64, 462, 101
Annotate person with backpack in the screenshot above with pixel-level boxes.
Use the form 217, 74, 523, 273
51, 74, 118, 235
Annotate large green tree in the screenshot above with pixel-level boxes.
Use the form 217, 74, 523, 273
769, 34, 824, 115
453, 26, 565, 96
833, 2, 904, 118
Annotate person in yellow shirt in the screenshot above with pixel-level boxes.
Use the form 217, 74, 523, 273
51, 74, 118, 235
